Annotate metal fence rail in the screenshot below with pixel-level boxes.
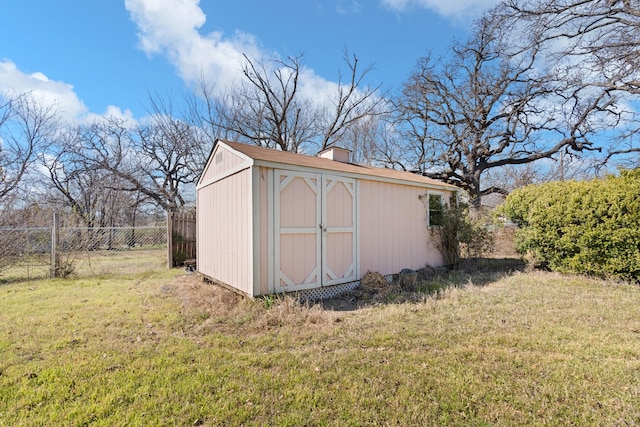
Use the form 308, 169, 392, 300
0, 226, 167, 283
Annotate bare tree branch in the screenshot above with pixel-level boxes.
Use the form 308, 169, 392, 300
388, 11, 617, 210
319, 50, 387, 150
203, 52, 384, 154
0, 92, 58, 204
500, 0, 640, 165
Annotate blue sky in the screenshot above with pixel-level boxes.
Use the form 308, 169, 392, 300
0, 0, 499, 122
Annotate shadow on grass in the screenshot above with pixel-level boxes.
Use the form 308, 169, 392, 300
317, 257, 527, 312
452, 257, 528, 284
0, 271, 50, 286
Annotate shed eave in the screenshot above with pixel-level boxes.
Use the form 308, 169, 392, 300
205, 139, 458, 192
251, 158, 457, 192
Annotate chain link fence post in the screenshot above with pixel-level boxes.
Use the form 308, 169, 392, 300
50, 212, 60, 278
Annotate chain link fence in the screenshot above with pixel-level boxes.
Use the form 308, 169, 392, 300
0, 226, 167, 283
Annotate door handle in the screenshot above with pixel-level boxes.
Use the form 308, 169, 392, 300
319, 224, 327, 232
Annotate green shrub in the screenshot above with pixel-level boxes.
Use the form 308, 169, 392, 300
497, 169, 640, 281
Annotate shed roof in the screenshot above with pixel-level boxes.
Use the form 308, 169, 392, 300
216, 140, 458, 190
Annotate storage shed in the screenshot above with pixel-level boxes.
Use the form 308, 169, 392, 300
196, 139, 458, 299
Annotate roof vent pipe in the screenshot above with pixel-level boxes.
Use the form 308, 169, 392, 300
317, 146, 352, 163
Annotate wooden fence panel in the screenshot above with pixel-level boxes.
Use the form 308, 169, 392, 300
167, 212, 196, 268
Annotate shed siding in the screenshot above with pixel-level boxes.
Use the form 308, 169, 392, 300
198, 168, 253, 295
200, 145, 246, 184
359, 180, 443, 275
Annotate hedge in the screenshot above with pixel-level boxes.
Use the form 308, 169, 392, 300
497, 169, 640, 282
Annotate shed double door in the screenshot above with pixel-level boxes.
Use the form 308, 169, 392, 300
274, 170, 357, 292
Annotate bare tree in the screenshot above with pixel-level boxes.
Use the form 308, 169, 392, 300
500, 0, 640, 162
388, 12, 617, 210
0, 92, 58, 206
77, 112, 199, 214
482, 152, 597, 193
339, 113, 389, 164
205, 52, 384, 154
183, 82, 222, 169
41, 126, 148, 228
146, 91, 214, 181
212, 54, 315, 152
318, 51, 386, 150
0, 94, 11, 129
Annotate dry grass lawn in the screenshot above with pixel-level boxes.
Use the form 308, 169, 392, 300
0, 260, 639, 426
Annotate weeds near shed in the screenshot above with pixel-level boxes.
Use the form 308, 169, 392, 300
426, 194, 496, 267
261, 292, 286, 310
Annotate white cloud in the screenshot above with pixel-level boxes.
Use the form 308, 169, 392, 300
124, 0, 348, 104
381, 0, 500, 19
336, 0, 363, 14
0, 59, 88, 121
0, 60, 141, 125
82, 105, 137, 127
298, 67, 340, 105
125, 0, 265, 91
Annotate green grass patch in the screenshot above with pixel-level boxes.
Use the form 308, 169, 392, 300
0, 270, 639, 426
0, 249, 166, 284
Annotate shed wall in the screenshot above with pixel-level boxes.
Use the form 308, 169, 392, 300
359, 180, 444, 275
197, 168, 253, 295
200, 145, 246, 184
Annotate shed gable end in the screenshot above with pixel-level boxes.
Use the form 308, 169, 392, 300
199, 144, 249, 187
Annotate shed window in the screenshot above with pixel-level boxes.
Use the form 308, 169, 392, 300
428, 194, 445, 228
